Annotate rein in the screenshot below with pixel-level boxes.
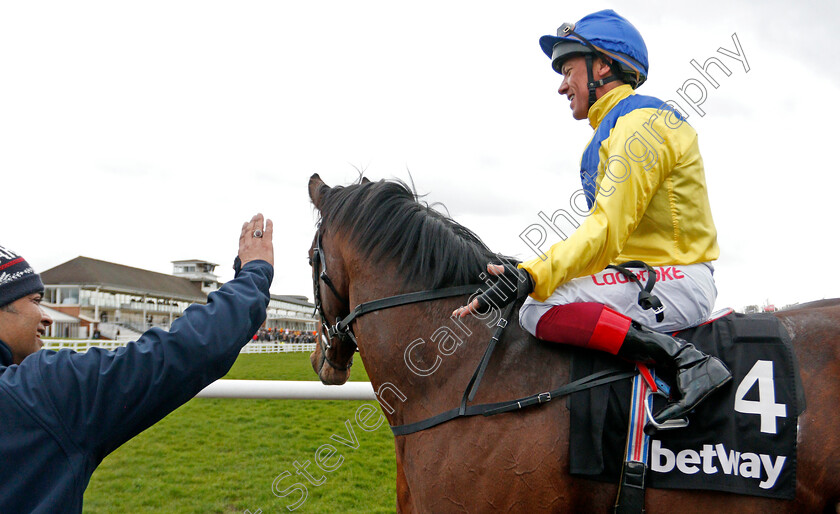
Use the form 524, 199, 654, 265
331, 284, 484, 342
312, 228, 635, 435
390, 302, 635, 436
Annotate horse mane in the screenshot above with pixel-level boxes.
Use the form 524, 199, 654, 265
318, 178, 503, 289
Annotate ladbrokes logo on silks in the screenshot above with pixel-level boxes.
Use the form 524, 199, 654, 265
650, 439, 786, 490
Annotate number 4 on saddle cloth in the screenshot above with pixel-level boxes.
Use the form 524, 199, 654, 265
568, 309, 805, 500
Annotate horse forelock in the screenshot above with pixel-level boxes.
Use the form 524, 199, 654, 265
317, 178, 500, 289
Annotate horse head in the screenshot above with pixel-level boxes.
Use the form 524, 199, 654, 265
307, 173, 359, 384
306, 171, 504, 387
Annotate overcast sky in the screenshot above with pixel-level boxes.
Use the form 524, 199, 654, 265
2, 1, 838, 312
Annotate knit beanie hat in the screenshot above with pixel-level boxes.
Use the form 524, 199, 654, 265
0, 246, 45, 308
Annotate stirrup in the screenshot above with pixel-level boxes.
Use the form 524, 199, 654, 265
643, 387, 688, 435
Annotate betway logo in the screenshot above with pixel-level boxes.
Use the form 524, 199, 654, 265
651, 439, 786, 490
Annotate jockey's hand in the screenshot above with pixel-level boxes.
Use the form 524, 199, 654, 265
452, 263, 534, 318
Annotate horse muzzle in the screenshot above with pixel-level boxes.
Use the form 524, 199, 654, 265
310, 347, 350, 385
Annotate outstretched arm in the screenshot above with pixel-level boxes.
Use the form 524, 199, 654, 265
15, 214, 275, 460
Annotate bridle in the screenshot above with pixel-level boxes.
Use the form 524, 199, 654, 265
310, 224, 483, 372
311, 227, 356, 372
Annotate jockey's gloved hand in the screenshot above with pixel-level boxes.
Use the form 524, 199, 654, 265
475, 263, 534, 311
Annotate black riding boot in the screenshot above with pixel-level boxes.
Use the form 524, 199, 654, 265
617, 321, 732, 423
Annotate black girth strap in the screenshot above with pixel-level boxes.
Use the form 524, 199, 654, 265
614, 461, 647, 513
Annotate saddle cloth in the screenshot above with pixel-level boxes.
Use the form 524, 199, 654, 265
567, 312, 804, 499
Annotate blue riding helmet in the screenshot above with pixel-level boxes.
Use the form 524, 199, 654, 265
539, 9, 649, 97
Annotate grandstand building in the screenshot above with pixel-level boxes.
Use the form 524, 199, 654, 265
40, 257, 316, 340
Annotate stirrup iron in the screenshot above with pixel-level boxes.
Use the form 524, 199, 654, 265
643, 387, 688, 434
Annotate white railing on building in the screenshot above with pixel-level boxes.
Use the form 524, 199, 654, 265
42, 340, 316, 354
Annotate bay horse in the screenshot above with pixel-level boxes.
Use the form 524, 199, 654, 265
307, 173, 839, 513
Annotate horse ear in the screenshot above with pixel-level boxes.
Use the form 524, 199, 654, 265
361, 176, 371, 184
309, 173, 329, 210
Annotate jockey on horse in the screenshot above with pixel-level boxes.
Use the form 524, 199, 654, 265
454, 9, 731, 424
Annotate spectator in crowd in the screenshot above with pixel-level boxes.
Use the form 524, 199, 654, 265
0, 214, 274, 512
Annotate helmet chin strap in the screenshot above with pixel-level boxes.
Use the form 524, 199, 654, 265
584, 53, 622, 107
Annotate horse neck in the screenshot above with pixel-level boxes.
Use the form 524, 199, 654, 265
346, 258, 557, 428
348, 264, 490, 425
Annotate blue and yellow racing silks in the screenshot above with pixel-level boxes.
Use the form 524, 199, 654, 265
521, 84, 719, 302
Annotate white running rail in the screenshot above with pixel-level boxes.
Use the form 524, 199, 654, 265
37, 342, 363, 402
42, 340, 316, 354
195, 380, 376, 400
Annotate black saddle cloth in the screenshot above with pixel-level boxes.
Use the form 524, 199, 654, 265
567, 312, 804, 499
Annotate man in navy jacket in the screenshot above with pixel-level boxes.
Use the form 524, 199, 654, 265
0, 214, 274, 512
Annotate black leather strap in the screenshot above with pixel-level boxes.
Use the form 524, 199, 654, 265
334, 284, 484, 334
390, 367, 635, 436
607, 261, 665, 322
480, 368, 636, 416
464, 303, 515, 405
614, 460, 647, 513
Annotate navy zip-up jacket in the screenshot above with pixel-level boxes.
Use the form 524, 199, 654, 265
0, 260, 272, 513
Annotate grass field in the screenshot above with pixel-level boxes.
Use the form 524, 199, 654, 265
83, 353, 397, 513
